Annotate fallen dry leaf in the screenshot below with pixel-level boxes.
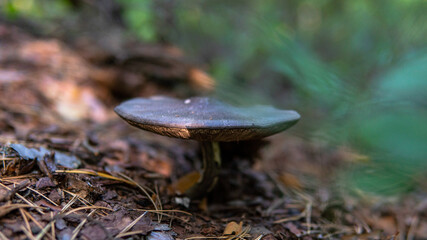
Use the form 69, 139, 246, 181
278, 172, 303, 190
223, 221, 243, 235
188, 68, 215, 92
170, 171, 200, 195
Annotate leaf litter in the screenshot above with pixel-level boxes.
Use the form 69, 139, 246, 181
0, 22, 427, 240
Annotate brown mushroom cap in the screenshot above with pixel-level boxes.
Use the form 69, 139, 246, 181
114, 96, 300, 142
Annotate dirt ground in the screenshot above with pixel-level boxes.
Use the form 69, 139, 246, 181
1, 22, 426, 240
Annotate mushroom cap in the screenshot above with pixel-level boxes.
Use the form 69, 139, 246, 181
115, 96, 300, 142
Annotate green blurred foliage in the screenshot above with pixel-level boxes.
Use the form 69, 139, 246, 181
118, 0, 156, 42
1, 0, 71, 22
2, 0, 427, 195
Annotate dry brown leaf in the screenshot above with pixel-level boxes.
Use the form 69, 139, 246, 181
137, 152, 172, 177
374, 215, 397, 236
335, 146, 370, 163
278, 172, 303, 190
223, 221, 243, 235
43, 78, 108, 122
171, 171, 200, 195
188, 68, 215, 92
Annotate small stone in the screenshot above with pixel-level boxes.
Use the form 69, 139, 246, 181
58, 228, 73, 240
153, 223, 171, 231
55, 218, 67, 230
147, 231, 174, 240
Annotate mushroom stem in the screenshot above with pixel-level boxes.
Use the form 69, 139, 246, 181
186, 141, 221, 198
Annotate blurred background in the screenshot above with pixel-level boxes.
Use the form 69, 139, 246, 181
1, 0, 427, 196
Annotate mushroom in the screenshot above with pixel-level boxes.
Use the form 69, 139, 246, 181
114, 96, 300, 198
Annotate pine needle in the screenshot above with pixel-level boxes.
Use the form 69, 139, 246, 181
62, 190, 109, 216
55, 169, 136, 185
117, 172, 161, 222
20, 226, 36, 240
115, 211, 147, 238
27, 186, 59, 206
70, 209, 97, 240
19, 208, 33, 239
64, 206, 114, 216
0, 231, 7, 240
0, 203, 43, 218
50, 212, 55, 240
0, 182, 45, 214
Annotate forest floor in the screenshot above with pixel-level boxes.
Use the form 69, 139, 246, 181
0, 22, 426, 240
